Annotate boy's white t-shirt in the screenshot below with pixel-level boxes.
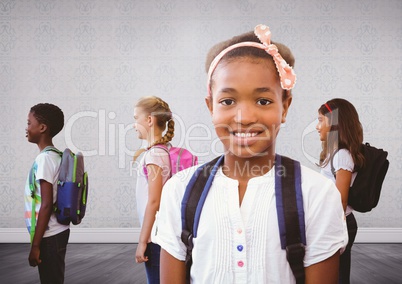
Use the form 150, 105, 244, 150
24, 150, 69, 238
153, 162, 348, 284
320, 149, 357, 216
135, 146, 171, 227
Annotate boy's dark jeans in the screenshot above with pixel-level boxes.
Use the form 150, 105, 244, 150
144, 242, 161, 284
38, 229, 70, 284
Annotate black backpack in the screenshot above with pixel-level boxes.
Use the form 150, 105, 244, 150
331, 143, 389, 213
181, 155, 306, 284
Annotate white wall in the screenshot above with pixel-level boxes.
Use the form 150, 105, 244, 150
1, 0, 401, 242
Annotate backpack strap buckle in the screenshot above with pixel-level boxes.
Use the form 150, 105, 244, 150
181, 229, 194, 250
181, 230, 194, 267
181, 229, 194, 283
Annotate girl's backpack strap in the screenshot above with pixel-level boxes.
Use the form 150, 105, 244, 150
180, 155, 223, 284
181, 154, 306, 284
152, 144, 169, 153
330, 148, 341, 178
143, 144, 171, 177
275, 154, 306, 284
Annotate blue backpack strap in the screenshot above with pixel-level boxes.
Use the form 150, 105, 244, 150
181, 155, 223, 284
181, 154, 306, 283
275, 155, 306, 284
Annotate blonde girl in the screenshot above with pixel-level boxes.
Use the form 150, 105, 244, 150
133, 96, 174, 284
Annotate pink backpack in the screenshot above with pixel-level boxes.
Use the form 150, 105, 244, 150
143, 144, 198, 177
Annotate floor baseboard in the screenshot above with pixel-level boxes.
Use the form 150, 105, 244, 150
1, 227, 401, 243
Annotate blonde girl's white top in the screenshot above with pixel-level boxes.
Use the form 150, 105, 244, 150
320, 149, 358, 216
135, 146, 171, 228
153, 162, 348, 284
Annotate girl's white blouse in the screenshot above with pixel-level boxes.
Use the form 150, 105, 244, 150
154, 163, 347, 284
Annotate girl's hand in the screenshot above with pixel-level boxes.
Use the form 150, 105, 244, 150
28, 245, 41, 267
135, 242, 148, 263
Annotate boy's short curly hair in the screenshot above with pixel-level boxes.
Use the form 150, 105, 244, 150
30, 103, 64, 137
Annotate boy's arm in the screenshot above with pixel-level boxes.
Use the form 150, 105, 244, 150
28, 179, 53, 267
160, 248, 186, 284
305, 250, 340, 283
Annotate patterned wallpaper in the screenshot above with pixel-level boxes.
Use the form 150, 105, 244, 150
1, 0, 401, 230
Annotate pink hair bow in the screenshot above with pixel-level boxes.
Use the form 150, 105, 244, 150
254, 24, 296, 90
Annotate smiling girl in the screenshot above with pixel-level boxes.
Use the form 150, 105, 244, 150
155, 24, 347, 284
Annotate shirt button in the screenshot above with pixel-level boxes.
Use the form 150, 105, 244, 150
237, 228, 242, 234
237, 245, 243, 252
238, 261, 244, 267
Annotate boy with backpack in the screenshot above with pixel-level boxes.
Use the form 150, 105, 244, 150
24, 103, 70, 284
153, 24, 348, 283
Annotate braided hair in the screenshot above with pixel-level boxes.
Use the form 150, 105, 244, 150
135, 96, 175, 149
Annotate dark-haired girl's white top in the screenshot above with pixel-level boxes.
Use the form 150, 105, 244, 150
320, 149, 358, 216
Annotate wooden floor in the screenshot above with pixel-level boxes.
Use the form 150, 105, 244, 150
1, 243, 401, 283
